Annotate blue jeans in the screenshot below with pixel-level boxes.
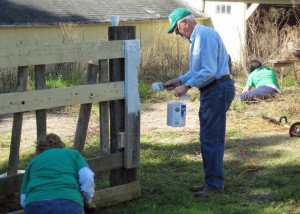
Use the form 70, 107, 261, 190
25, 199, 84, 214
199, 79, 235, 189
239, 86, 278, 101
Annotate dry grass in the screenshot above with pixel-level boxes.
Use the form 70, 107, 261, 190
0, 68, 18, 93
243, 7, 300, 71
139, 24, 190, 82
139, 7, 300, 84
1, 8, 300, 92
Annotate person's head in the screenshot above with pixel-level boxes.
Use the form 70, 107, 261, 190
249, 59, 262, 74
168, 8, 197, 40
36, 133, 66, 154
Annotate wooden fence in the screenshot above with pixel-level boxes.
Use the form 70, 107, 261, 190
0, 26, 141, 213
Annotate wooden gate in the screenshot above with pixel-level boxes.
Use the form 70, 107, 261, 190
0, 26, 141, 213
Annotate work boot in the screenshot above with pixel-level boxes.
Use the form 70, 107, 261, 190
190, 184, 206, 192
194, 185, 224, 197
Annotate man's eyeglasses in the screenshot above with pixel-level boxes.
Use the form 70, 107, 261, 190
174, 25, 179, 35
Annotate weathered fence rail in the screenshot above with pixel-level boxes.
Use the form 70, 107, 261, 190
0, 41, 124, 68
0, 82, 124, 114
0, 26, 141, 213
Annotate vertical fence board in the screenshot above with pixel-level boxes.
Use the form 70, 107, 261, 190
99, 59, 110, 180
99, 59, 110, 156
73, 63, 98, 153
124, 40, 141, 168
35, 64, 46, 139
108, 26, 137, 186
7, 66, 28, 176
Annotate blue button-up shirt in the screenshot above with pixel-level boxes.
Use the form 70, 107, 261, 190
178, 24, 230, 88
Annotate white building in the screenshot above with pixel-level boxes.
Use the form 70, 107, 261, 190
184, 0, 299, 61
204, 2, 246, 61
184, 0, 247, 61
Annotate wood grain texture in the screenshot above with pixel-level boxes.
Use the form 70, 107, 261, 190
0, 82, 124, 114
7, 67, 28, 176
124, 40, 141, 169
0, 41, 124, 69
93, 181, 141, 208
73, 63, 99, 153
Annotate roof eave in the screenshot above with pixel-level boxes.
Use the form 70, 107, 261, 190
204, 0, 300, 4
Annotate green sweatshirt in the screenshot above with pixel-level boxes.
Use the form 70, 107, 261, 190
246, 67, 280, 89
21, 148, 88, 207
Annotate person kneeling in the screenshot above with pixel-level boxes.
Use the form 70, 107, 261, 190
240, 59, 281, 102
20, 133, 95, 214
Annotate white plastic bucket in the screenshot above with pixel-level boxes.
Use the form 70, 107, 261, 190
167, 102, 186, 127
110, 15, 120, 26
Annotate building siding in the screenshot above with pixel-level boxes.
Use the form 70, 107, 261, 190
0, 18, 208, 58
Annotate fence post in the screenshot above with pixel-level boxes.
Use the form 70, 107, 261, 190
99, 60, 110, 156
7, 66, 29, 176
35, 64, 47, 139
108, 26, 137, 186
73, 63, 98, 153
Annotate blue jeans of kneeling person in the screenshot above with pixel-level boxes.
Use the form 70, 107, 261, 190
239, 86, 278, 101
199, 79, 235, 189
25, 199, 84, 214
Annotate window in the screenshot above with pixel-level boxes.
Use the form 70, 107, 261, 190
216, 4, 231, 15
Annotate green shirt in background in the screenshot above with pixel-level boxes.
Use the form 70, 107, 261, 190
246, 67, 280, 89
21, 148, 88, 207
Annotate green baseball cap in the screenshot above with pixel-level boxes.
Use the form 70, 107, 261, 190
168, 8, 192, 34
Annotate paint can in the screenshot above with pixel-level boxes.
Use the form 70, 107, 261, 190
167, 102, 186, 127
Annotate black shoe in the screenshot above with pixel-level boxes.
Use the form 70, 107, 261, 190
190, 184, 206, 192
194, 185, 224, 197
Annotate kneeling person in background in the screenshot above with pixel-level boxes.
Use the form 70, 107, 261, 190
240, 59, 281, 101
20, 133, 95, 214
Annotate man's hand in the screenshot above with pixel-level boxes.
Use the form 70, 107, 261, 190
164, 78, 181, 90
174, 85, 189, 97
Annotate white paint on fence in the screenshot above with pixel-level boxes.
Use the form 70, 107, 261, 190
0, 170, 24, 178
124, 40, 140, 115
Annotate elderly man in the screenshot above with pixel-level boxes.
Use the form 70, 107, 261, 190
164, 8, 235, 197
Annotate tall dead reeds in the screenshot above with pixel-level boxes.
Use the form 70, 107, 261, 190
241, 7, 300, 77
138, 21, 190, 82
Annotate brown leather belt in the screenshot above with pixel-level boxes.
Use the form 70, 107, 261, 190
199, 75, 231, 92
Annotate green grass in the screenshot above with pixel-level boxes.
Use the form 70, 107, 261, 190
99, 85, 300, 214
1, 94, 300, 213
1, 79, 300, 213
46, 72, 84, 88
97, 129, 300, 214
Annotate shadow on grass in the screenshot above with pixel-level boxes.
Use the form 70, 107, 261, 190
1, 132, 299, 214
99, 133, 300, 214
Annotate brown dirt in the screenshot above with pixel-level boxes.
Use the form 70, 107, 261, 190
0, 101, 194, 213
0, 100, 200, 147
0, 100, 200, 213
141, 100, 200, 132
